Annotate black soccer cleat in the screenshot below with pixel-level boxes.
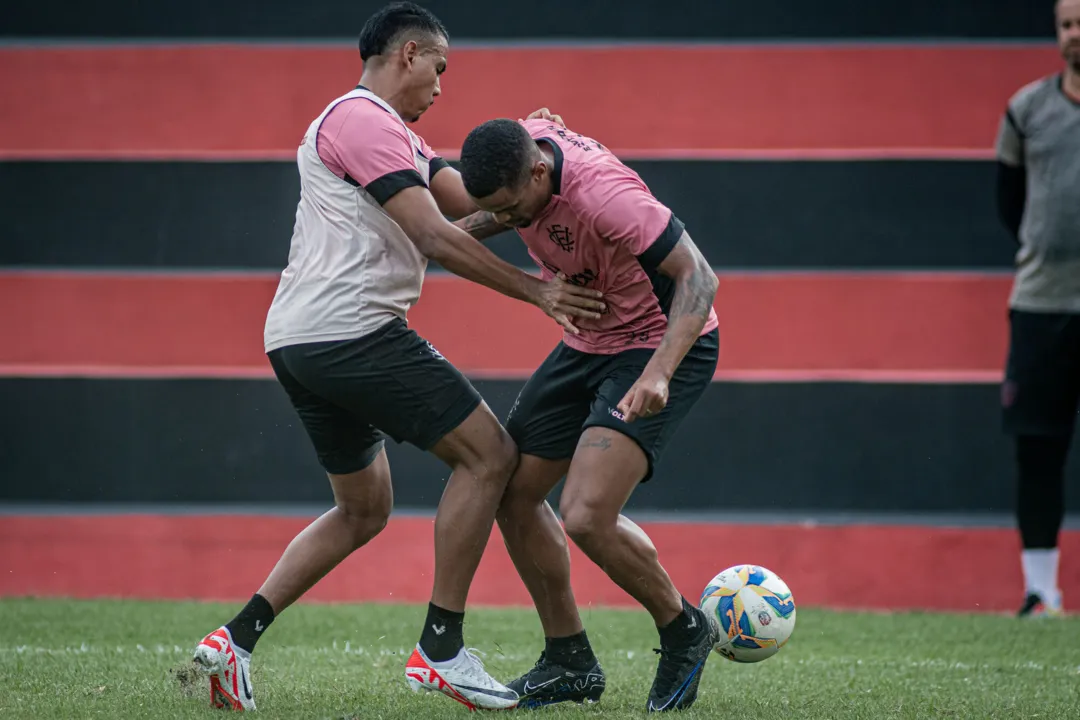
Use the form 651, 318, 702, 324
506, 652, 606, 709
1017, 591, 1064, 618
1018, 592, 1042, 617
646, 606, 718, 712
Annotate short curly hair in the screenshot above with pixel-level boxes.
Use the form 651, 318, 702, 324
358, 2, 448, 62
459, 119, 536, 199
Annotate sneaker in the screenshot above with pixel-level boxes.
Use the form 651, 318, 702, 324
192, 627, 255, 711
405, 644, 519, 710
506, 651, 606, 708
646, 606, 718, 712
1018, 591, 1065, 618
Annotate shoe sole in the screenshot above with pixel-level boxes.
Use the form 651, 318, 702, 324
516, 691, 604, 710
406, 671, 477, 711
407, 668, 519, 711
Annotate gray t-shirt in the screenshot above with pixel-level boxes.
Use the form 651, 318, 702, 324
995, 74, 1080, 313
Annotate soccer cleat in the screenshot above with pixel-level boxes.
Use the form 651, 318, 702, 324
506, 651, 605, 709
405, 644, 519, 711
192, 627, 256, 711
646, 605, 718, 712
1017, 592, 1065, 618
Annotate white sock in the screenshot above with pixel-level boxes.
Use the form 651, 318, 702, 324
1021, 548, 1061, 608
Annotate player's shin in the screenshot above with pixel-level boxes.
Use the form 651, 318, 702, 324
498, 494, 583, 639
496, 454, 579, 638
566, 511, 684, 626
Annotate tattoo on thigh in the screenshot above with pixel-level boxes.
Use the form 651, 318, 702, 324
580, 436, 612, 451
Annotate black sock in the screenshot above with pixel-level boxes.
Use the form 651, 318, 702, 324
657, 597, 705, 648
1016, 434, 1069, 549
225, 594, 275, 653
419, 603, 465, 662
546, 630, 597, 671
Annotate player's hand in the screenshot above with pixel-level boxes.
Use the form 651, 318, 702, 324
522, 107, 565, 127
618, 368, 670, 423
532, 273, 604, 335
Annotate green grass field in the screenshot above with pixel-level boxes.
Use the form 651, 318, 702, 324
1, 598, 1078, 719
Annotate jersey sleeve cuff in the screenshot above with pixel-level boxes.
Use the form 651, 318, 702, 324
429, 157, 451, 178
636, 212, 685, 270
364, 169, 427, 206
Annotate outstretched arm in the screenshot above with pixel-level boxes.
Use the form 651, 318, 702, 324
383, 186, 604, 333
453, 210, 507, 241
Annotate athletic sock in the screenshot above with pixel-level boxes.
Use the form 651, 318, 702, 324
225, 594, 275, 653
419, 603, 465, 662
1021, 548, 1062, 608
657, 596, 705, 648
545, 630, 597, 671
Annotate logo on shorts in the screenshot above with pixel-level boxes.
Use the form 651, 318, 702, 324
547, 224, 575, 253
425, 341, 445, 361
608, 407, 626, 422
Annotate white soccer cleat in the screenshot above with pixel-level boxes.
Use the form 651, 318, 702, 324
193, 627, 256, 711
405, 644, 519, 711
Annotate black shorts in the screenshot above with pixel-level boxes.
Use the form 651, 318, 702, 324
267, 318, 482, 475
1002, 309, 1080, 436
506, 329, 720, 481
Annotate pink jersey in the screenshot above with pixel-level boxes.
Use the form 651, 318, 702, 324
264, 87, 446, 353
515, 119, 719, 354
317, 96, 445, 189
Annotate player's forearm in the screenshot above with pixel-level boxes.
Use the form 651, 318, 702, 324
421, 225, 542, 305
645, 268, 718, 380
453, 211, 507, 242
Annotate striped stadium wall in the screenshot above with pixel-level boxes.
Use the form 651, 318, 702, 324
1, 0, 1055, 40
1, 4, 1078, 514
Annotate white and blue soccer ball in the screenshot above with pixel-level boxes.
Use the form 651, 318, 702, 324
699, 564, 796, 663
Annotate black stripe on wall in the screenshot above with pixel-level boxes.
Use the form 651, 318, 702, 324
0, 0, 1053, 40
0, 160, 1016, 270
2, 378, 1075, 512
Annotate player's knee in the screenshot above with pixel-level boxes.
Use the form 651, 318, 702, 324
497, 464, 543, 513
561, 500, 611, 549
336, 493, 392, 548
466, 428, 519, 490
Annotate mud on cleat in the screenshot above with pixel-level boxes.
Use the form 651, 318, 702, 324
193, 627, 256, 711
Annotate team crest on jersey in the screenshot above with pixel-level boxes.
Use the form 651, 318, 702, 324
547, 224, 575, 252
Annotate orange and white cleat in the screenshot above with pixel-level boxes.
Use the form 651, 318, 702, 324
193, 627, 256, 711
405, 644, 519, 711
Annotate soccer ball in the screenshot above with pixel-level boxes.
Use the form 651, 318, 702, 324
698, 564, 796, 663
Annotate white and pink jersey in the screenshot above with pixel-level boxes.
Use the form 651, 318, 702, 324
515, 120, 719, 354
264, 87, 448, 353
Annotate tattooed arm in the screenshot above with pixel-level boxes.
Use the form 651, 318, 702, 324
645, 231, 719, 381
453, 210, 509, 242
614, 230, 717, 422
427, 166, 510, 241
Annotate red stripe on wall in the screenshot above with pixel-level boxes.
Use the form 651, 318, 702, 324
2, 515, 1076, 613
0, 45, 1059, 159
0, 271, 1011, 379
